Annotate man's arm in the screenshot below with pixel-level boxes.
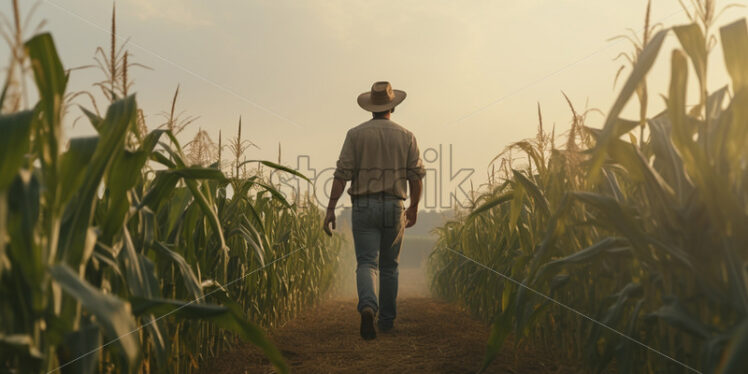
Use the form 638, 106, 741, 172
323, 177, 347, 236
325, 130, 354, 236
405, 132, 425, 228
405, 178, 422, 228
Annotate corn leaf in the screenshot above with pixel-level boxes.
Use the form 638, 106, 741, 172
674, 23, 707, 90
130, 297, 288, 374
469, 191, 514, 218
50, 265, 140, 371
590, 29, 668, 180
720, 19, 748, 91
57, 95, 137, 268
0, 110, 34, 190
240, 159, 311, 183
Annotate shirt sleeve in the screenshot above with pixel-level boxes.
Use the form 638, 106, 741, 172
333, 130, 355, 181
406, 133, 426, 180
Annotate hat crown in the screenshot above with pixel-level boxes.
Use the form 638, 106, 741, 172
357, 81, 405, 112
370, 81, 395, 105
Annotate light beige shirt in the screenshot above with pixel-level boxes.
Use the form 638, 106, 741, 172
334, 119, 425, 199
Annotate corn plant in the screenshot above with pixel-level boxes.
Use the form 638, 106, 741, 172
0, 27, 341, 374
429, 13, 748, 374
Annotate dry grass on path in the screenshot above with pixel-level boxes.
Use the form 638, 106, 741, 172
200, 297, 584, 374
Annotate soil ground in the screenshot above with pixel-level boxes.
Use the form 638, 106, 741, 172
200, 269, 583, 374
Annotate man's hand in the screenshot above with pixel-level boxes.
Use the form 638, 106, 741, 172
324, 178, 346, 236
406, 178, 422, 228
323, 208, 336, 236
405, 206, 418, 228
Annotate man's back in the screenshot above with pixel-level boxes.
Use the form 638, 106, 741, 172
334, 118, 423, 199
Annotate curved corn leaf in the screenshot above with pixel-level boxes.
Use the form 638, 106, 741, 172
539, 237, 630, 274
79, 106, 104, 132
150, 150, 176, 169
720, 19, 748, 91
140, 172, 181, 211
602, 167, 625, 201
478, 303, 513, 374
161, 188, 192, 238
611, 118, 641, 138
153, 241, 203, 301
648, 114, 688, 201
130, 296, 288, 374
119, 228, 159, 298
469, 191, 513, 218
164, 166, 227, 182
512, 169, 549, 216
255, 180, 292, 209
185, 178, 227, 250
0, 110, 34, 190
59, 137, 99, 207
674, 23, 707, 90
6, 171, 45, 311
99, 127, 163, 243
241, 217, 268, 267
650, 298, 711, 339
240, 159, 311, 183
50, 265, 140, 371
57, 95, 137, 268
590, 29, 669, 180
25, 33, 66, 162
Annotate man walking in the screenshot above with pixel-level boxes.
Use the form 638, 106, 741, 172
323, 81, 425, 340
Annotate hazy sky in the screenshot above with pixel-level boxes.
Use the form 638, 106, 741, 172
2, 1, 746, 209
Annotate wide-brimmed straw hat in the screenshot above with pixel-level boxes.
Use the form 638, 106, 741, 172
357, 81, 406, 112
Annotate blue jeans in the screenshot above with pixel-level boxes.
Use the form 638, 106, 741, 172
351, 195, 405, 327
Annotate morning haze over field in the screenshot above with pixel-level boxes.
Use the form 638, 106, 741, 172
2, 1, 748, 373
3, 0, 745, 210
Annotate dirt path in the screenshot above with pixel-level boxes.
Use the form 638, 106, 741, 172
200, 294, 583, 374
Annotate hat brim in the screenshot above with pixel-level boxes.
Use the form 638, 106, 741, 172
357, 89, 407, 112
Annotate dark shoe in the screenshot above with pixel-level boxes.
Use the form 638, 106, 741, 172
360, 307, 376, 340
378, 322, 394, 333
377, 319, 394, 332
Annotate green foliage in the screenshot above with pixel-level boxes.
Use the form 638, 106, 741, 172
429, 17, 748, 374
0, 31, 341, 374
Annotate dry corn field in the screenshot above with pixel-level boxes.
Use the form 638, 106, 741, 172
2, 0, 748, 373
